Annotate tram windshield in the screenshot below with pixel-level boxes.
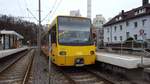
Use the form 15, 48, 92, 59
58, 17, 93, 45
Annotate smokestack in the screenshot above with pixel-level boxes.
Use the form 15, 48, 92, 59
143, 0, 149, 6
121, 10, 124, 14
121, 10, 125, 17
87, 0, 91, 19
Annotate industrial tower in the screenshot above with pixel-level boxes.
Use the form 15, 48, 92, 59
87, 0, 91, 19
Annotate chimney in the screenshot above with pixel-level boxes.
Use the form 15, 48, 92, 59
121, 10, 125, 17
121, 10, 124, 14
143, 0, 149, 6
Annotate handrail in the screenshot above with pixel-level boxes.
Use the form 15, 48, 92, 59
104, 40, 150, 67
139, 49, 150, 67
145, 41, 150, 49
143, 49, 150, 57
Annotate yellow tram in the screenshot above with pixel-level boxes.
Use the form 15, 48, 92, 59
47, 16, 96, 66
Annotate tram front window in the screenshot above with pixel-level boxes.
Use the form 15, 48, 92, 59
58, 17, 93, 45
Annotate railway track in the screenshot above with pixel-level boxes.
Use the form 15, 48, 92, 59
0, 49, 34, 84
0, 50, 28, 73
90, 63, 149, 84
58, 67, 114, 84
22, 50, 34, 84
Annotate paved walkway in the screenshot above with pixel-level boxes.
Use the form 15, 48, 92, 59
33, 50, 49, 84
96, 51, 150, 69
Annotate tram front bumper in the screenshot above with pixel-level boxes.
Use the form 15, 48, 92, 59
55, 55, 96, 66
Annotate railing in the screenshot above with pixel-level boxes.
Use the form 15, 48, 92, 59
140, 40, 150, 67
105, 40, 145, 51
146, 41, 150, 49
104, 40, 150, 67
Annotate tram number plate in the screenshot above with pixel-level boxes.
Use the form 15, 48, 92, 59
75, 58, 84, 67
75, 64, 84, 67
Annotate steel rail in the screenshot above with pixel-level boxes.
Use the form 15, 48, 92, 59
22, 50, 35, 84
85, 68, 114, 84
57, 67, 114, 84
58, 67, 76, 84
0, 50, 30, 73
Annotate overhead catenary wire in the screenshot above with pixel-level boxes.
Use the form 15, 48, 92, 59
26, 8, 39, 21
23, 0, 39, 22
41, 0, 58, 22
41, 10, 52, 22
16, 0, 32, 21
51, 0, 63, 17
48, 0, 63, 23
23, 0, 30, 20
16, 0, 62, 24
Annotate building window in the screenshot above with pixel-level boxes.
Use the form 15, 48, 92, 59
139, 8, 146, 14
116, 18, 119, 21
107, 37, 109, 42
134, 34, 137, 40
126, 32, 130, 39
119, 16, 122, 20
134, 8, 146, 15
134, 22, 138, 28
126, 21, 129, 26
144, 33, 147, 39
114, 26, 117, 32
142, 19, 147, 26
107, 28, 109, 32
0, 35, 2, 44
134, 11, 138, 15
99, 21, 101, 23
114, 36, 117, 41
120, 36, 122, 41
142, 8, 146, 13
96, 20, 98, 23
120, 25, 122, 31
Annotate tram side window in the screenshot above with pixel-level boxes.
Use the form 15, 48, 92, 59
0, 35, 2, 50
51, 25, 56, 44
0, 35, 2, 43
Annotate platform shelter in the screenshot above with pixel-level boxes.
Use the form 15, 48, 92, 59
0, 30, 24, 50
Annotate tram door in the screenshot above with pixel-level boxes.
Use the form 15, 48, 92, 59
0, 35, 2, 50
49, 33, 52, 56
50, 25, 57, 63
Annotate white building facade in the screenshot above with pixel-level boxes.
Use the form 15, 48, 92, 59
93, 14, 106, 47
103, 1, 150, 45
87, 0, 91, 18
104, 16, 150, 44
93, 14, 106, 28
70, 10, 81, 17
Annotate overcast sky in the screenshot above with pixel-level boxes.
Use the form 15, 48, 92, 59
0, 0, 146, 24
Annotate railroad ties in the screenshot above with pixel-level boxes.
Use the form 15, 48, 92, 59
55, 67, 114, 84
0, 49, 34, 84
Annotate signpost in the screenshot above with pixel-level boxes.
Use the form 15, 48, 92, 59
139, 29, 145, 66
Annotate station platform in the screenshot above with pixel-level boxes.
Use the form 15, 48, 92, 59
96, 52, 150, 69
0, 47, 28, 59
144, 68, 150, 73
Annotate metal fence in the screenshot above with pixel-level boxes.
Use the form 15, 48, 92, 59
104, 40, 150, 67
105, 40, 150, 49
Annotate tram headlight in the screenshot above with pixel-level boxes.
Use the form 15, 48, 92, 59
59, 51, 66, 56
90, 51, 95, 55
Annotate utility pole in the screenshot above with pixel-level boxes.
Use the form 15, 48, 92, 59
38, 1, 51, 83
38, 0, 41, 55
